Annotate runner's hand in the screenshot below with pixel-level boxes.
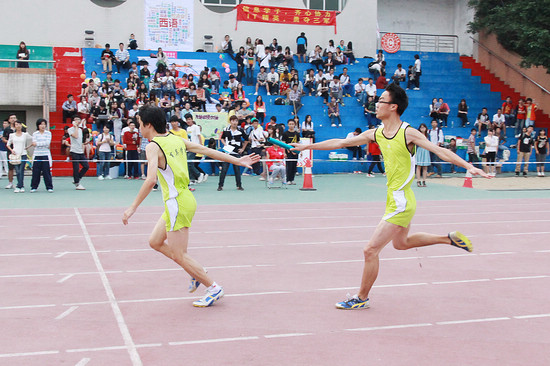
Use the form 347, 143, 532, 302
122, 207, 136, 225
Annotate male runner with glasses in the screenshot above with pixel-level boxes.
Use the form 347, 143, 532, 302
292, 83, 490, 309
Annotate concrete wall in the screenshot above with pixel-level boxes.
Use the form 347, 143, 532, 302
377, 0, 473, 54
474, 32, 550, 109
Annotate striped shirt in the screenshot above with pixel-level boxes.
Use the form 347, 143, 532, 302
32, 131, 52, 157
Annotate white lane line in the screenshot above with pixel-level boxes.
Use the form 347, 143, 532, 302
513, 314, 550, 320
55, 306, 78, 320
115, 249, 151, 253
318, 286, 357, 291
374, 282, 428, 288
381, 257, 421, 261
55, 252, 68, 258
0, 350, 60, 358
536, 250, 550, 253
55, 235, 67, 241
427, 254, 471, 259
57, 274, 74, 283
495, 231, 550, 236
66, 343, 161, 353
169, 336, 258, 346
264, 333, 313, 339
203, 230, 249, 234
479, 252, 516, 256
74, 208, 142, 366
225, 291, 293, 297
347, 323, 433, 332
75, 358, 90, 366
432, 279, 491, 285
0, 304, 56, 311
436, 317, 510, 325
0, 273, 54, 279
330, 240, 365, 244
0, 252, 52, 257
495, 275, 549, 281
255, 264, 276, 267
298, 259, 362, 265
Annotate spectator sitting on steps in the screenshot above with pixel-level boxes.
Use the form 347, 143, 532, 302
328, 97, 342, 127
100, 43, 114, 73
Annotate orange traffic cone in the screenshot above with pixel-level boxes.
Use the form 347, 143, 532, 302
462, 171, 473, 188
300, 159, 316, 191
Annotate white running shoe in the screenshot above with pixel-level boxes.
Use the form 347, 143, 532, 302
19, 188, 25, 193
98, 175, 104, 180
366, 173, 375, 177
5, 183, 13, 189
106, 175, 113, 180
75, 184, 86, 190
193, 286, 224, 307
197, 173, 205, 183
13, 188, 20, 193
141, 174, 146, 180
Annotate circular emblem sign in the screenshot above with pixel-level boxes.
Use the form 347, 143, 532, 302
381, 33, 401, 53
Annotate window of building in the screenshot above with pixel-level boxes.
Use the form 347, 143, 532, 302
303, 0, 347, 11
200, 0, 242, 13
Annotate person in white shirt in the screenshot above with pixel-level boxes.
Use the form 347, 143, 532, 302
309, 45, 323, 70
413, 54, 421, 90
77, 96, 90, 120
30, 118, 53, 192
227, 75, 240, 91
340, 67, 353, 97
114, 43, 130, 73
364, 78, 377, 100
185, 113, 203, 183
329, 77, 344, 105
325, 40, 337, 55
391, 64, 407, 86
266, 67, 279, 95
258, 47, 271, 70
355, 78, 368, 106
7, 120, 31, 192
484, 128, 499, 176
428, 119, 444, 177
345, 128, 364, 160
492, 108, 506, 135
248, 118, 265, 175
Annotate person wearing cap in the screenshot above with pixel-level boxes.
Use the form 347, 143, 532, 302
227, 74, 239, 92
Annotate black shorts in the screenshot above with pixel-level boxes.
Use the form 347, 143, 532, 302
297, 44, 306, 54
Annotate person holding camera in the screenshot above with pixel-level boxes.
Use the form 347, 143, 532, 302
68, 117, 89, 190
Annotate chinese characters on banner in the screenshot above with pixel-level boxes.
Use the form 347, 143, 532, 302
144, 0, 194, 51
235, 4, 338, 33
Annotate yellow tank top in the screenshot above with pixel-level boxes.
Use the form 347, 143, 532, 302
375, 122, 416, 191
152, 133, 190, 202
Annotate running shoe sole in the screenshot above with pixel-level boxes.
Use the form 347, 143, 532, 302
193, 288, 224, 307
335, 297, 369, 310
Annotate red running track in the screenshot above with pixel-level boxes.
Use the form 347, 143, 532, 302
0, 199, 549, 365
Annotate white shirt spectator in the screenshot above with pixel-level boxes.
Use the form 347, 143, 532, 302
340, 74, 350, 86
315, 73, 327, 83
115, 48, 129, 62
187, 124, 201, 144
394, 68, 406, 79
428, 128, 444, 146
492, 113, 505, 126
484, 135, 499, 153
259, 53, 271, 69
77, 101, 90, 114
267, 71, 279, 83
415, 58, 421, 73
329, 80, 341, 93
355, 82, 367, 94
365, 83, 377, 97
255, 44, 266, 59
249, 125, 265, 148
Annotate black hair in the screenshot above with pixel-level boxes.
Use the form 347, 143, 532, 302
184, 113, 193, 120
418, 123, 429, 137
138, 105, 166, 134
354, 128, 362, 134
169, 115, 180, 122
36, 118, 47, 129
471, 128, 477, 132
397, 63, 402, 68
384, 83, 408, 116
67, 94, 73, 98
105, 43, 110, 48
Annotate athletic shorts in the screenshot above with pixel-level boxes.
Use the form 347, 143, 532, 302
139, 149, 147, 161
161, 189, 197, 232
382, 188, 416, 228
297, 44, 306, 54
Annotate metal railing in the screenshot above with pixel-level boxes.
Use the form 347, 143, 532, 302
378, 32, 458, 53
0, 59, 55, 69
471, 36, 550, 96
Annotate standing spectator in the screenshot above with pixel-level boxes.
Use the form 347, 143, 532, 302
366, 128, 385, 177
62, 94, 77, 124
96, 125, 115, 180
466, 128, 479, 166
475, 107, 490, 136
0, 120, 9, 179
484, 129, 498, 177
253, 96, 266, 124
266, 67, 279, 95
139, 131, 150, 179
128, 33, 138, 50
525, 98, 538, 128
406, 65, 415, 90
415, 123, 431, 186
16, 41, 30, 68
245, 48, 255, 86
328, 97, 342, 127
7, 120, 30, 193
249, 118, 265, 176
501, 96, 515, 127
515, 99, 526, 137
283, 118, 300, 184
296, 32, 308, 63
254, 66, 268, 95
346, 128, 363, 160
218, 115, 248, 191
492, 108, 506, 135
438, 98, 450, 127
123, 121, 141, 179
235, 47, 245, 83
515, 125, 534, 176
100, 43, 114, 73
114, 43, 130, 74
427, 120, 443, 177
391, 64, 406, 86
535, 129, 548, 176
457, 99, 469, 127
309, 45, 324, 70
110, 100, 123, 143
301, 115, 315, 141
287, 84, 302, 116
448, 138, 458, 173
68, 117, 88, 190
340, 67, 353, 97
185, 114, 205, 183
30, 118, 53, 192
413, 54, 421, 90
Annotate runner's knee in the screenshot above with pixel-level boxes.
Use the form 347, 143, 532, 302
363, 244, 379, 260
149, 236, 163, 251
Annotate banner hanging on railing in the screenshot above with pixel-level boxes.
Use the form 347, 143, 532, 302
235, 4, 338, 33
193, 112, 229, 140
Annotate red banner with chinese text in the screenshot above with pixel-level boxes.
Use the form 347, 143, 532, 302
235, 4, 337, 33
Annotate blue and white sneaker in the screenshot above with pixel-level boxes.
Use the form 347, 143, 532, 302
188, 269, 208, 293
335, 294, 369, 310
193, 287, 224, 307
448, 231, 473, 252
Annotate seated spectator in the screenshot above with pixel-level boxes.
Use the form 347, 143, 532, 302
159, 94, 172, 117
329, 76, 344, 105
324, 40, 337, 56
112, 79, 124, 104
77, 95, 91, 122
501, 96, 515, 127
328, 97, 342, 127
288, 84, 302, 116
233, 83, 246, 104
334, 48, 345, 65
317, 79, 329, 104
475, 107, 490, 136
62, 94, 77, 124
197, 73, 213, 103
304, 69, 316, 96
209, 67, 221, 93
346, 128, 364, 160
391, 64, 406, 86
364, 96, 378, 127
279, 77, 290, 97
114, 43, 130, 74
254, 66, 268, 95
218, 81, 232, 109
128, 33, 138, 50
438, 98, 450, 127
369, 60, 386, 80
457, 99, 469, 127
124, 81, 137, 109
155, 47, 168, 72
309, 45, 324, 70
283, 46, 295, 68
220, 34, 234, 55
139, 64, 151, 85
355, 78, 368, 106
254, 96, 266, 124
100, 43, 114, 73
289, 74, 303, 94
301, 115, 315, 141
429, 98, 440, 119
276, 57, 289, 74
341, 41, 357, 64
365, 77, 377, 101
267, 67, 279, 95
375, 72, 388, 89
340, 68, 353, 97
103, 72, 115, 87
265, 143, 286, 186
161, 71, 176, 98
492, 108, 506, 134
227, 74, 239, 91
324, 51, 335, 71
149, 73, 162, 101
447, 138, 458, 173
258, 46, 271, 70
255, 39, 266, 59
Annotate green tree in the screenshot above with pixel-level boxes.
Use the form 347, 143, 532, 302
468, 0, 550, 71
